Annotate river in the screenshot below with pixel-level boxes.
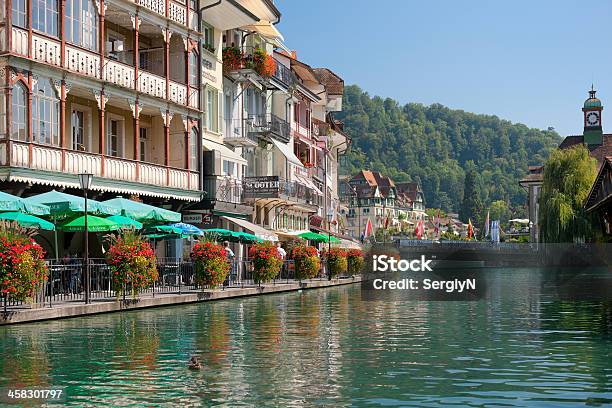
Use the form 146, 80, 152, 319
0, 268, 610, 407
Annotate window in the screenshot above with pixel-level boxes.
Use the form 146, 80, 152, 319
32, 0, 58, 36
107, 118, 123, 157
189, 52, 199, 87
12, 0, 27, 28
11, 83, 28, 141
223, 160, 236, 177
206, 88, 219, 132
203, 24, 214, 51
189, 127, 198, 171
139, 127, 148, 162
72, 110, 85, 150
32, 78, 60, 146
66, 0, 98, 52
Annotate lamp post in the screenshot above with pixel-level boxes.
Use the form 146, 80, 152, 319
78, 173, 93, 304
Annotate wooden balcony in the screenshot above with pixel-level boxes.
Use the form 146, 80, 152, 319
6, 141, 199, 192
10, 27, 196, 109
133, 0, 189, 29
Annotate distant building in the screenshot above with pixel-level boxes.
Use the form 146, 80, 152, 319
521, 88, 612, 242
341, 170, 422, 239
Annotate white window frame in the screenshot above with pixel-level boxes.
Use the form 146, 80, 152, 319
106, 113, 125, 158
70, 103, 93, 152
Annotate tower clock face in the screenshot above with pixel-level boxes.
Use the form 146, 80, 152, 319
586, 111, 600, 127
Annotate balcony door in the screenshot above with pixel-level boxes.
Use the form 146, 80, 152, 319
139, 127, 148, 162
70, 104, 91, 152
106, 116, 124, 157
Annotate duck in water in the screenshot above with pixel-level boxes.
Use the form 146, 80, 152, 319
188, 356, 202, 370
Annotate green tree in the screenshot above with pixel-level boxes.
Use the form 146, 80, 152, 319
338, 85, 560, 213
460, 170, 483, 224
489, 200, 510, 222
538, 146, 598, 243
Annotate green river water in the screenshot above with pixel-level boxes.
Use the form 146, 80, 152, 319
0, 269, 610, 407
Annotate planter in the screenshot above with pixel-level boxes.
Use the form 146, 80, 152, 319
191, 241, 230, 289
324, 248, 348, 278
347, 249, 365, 275
291, 244, 320, 280
249, 242, 283, 284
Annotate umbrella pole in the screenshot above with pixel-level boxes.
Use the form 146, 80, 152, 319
53, 216, 59, 260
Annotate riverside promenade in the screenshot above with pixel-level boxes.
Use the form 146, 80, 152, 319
0, 276, 362, 325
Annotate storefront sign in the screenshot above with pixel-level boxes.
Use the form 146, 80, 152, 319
243, 176, 280, 199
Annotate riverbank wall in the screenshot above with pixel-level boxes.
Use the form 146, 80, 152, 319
1, 276, 361, 326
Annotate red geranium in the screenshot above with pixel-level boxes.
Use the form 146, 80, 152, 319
107, 230, 157, 298
191, 241, 230, 289
249, 242, 283, 283
0, 222, 48, 302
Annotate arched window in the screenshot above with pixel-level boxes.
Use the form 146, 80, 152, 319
11, 82, 28, 141
66, 0, 98, 51
32, 78, 60, 146
189, 51, 199, 87
32, 0, 58, 36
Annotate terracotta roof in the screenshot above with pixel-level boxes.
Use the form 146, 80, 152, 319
585, 156, 612, 211
313, 68, 344, 96
559, 134, 612, 163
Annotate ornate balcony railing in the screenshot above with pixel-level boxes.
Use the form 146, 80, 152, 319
133, 0, 189, 28
104, 59, 135, 89
188, 87, 199, 109
243, 176, 321, 205
7, 141, 198, 191
11, 27, 28, 56
65, 45, 100, 78
203, 175, 244, 204
138, 71, 167, 99
32, 33, 61, 67
169, 80, 188, 105
272, 60, 296, 87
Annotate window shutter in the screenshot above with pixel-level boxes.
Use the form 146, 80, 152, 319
218, 90, 223, 134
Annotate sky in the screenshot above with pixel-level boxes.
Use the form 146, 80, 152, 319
276, 0, 612, 136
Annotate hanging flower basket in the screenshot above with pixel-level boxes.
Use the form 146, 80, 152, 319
291, 244, 320, 280
249, 242, 283, 284
191, 241, 230, 289
323, 248, 348, 277
222, 46, 244, 73
347, 249, 365, 275
0, 222, 48, 303
107, 230, 158, 299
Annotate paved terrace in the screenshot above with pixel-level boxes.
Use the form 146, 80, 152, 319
0, 276, 362, 325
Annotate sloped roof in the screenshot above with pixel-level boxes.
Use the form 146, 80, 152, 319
313, 68, 344, 96
559, 134, 612, 163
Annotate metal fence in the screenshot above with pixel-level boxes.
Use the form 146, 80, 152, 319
1, 258, 331, 311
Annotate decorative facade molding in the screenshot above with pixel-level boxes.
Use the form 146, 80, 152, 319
94, 0, 107, 15
51, 79, 62, 98
93, 90, 109, 110
128, 99, 143, 119
182, 36, 188, 51
182, 117, 188, 131
130, 13, 141, 30
160, 109, 174, 127
31, 75, 39, 87
64, 81, 73, 94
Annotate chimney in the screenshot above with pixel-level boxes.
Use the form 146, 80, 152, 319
291, 50, 297, 59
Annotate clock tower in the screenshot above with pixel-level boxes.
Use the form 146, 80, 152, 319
582, 86, 603, 145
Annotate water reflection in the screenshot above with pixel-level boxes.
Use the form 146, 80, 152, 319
0, 269, 609, 407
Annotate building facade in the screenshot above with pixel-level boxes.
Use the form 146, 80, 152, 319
0, 0, 351, 256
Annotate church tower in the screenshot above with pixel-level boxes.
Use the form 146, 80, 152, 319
582, 86, 603, 145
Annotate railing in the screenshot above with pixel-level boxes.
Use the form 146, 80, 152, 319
1, 259, 333, 310
8, 140, 198, 191
292, 121, 311, 139
203, 175, 243, 204
32, 33, 61, 67
272, 59, 296, 87
309, 166, 325, 181
169, 81, 187, 105
138, 71, 167, 99
104, 59, 135, 89
240, 113, 290, 143
168, 1, 187, 26
243, 176, 321, 204
134, 0, 166, 17
65, 45, 100, 78
11, 27, 28, 56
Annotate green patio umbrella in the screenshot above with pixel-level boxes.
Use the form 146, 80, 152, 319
60, 215, 120, 232
202, 228, 240, 242
23, 190, 119, 217
23, 190, 119, 259
106, 215, 143, 230
0, 191, 50, 216
298, 231, 328, 243
101, 197, 181, 223
0, 212, 55, 231
233, 231, 262, 243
